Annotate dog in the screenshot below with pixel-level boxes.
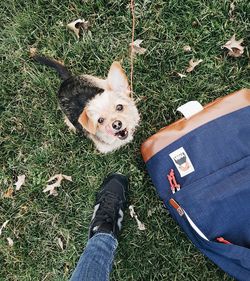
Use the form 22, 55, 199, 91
31, 53, 140, 153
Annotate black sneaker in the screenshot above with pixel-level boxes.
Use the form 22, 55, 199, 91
88, 173, 128, 239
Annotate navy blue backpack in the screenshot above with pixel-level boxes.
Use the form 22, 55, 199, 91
141, 89, 250, 281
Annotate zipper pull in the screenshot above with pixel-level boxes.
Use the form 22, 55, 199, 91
169, 198, 184, 216
167, 174, 176, 194
170, 169, 181, 191
167, 169, 181, 193
216, 237, 232, 245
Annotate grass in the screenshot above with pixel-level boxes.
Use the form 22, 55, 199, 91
0, 0, 249, 280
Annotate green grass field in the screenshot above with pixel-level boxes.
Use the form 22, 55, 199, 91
1, 0, 249, 280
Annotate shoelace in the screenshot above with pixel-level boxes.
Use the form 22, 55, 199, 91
94, 192, 121, 225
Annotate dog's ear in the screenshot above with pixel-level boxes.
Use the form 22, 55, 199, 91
78, 109, 97, 135
107, 61, 130, 95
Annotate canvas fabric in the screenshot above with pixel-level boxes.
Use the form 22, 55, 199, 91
142, 90, 250, 281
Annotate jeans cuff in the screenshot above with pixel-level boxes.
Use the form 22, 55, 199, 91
92, 232, 118, 248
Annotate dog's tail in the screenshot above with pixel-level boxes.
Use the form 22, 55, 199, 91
30, 49, 71, 81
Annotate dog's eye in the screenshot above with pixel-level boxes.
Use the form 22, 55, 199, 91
116, 104, 123, 111
98, 117, 104, 124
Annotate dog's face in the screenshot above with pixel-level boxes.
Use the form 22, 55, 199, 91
78, 62, 140, 153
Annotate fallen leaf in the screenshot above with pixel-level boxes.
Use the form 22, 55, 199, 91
43, 174, 72, 196
57, 20, 64, 27
192, 20, 199, 27
183, 45, 192, 52
3, 187, 14, 198
64, 262, 70, 274
130, 39, 147, 55
61, 175, 72, 182
222, 34, 244, 57
186, 59, 203, 73
147, 208, 156, 217
229, 1, 236, 20
7, 237, 14, 247
29, 47, 37, 57
14, 175, 25, 191
19, 205, 28, 216
0, 220, 9, 236
57, 237, 64, 250
147, 209, 153, 217
176, 72, 187, 78
129, 205, 146, 231
67, 19, 90, 39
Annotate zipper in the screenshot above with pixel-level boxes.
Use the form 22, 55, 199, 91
169, 198, 209, 241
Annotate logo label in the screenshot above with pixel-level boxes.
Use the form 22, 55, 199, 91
169, 147, 194, 177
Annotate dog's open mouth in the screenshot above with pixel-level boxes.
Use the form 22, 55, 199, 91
115, 128, 128, 140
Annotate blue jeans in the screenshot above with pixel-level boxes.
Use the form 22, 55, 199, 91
70, 233, 118, 281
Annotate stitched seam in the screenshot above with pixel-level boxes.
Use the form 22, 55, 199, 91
182, 154, 250, 189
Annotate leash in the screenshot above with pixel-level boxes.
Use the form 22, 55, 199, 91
130, 0, 135, 95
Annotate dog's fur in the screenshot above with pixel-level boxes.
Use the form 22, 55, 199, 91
32, 54, 140, 153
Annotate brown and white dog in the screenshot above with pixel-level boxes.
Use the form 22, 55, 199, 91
32, 54, 140, 153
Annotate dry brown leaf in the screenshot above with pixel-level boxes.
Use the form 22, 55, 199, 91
129, 205, 146, 231
130, 39, 147, 55
3, 187, 14, 198
57, 20, 64, 27
64, 262, 70, 274
229, 1, 236, 20
176, 72, 187, 78
43, 174, 72, 196
61, 175, 72, 182
186, 59, 203, 73
14, 175, 25, 191
57, 237, 64, 250
183, 45, 192, 52
147, 207, 158, 217
7, 237, 14, 247
67, 19, 90, 39
19, 205, 28, 216
147, 209, 153, 217
222, 34, 244, 57
0, 220, 9, 236
29, 47, 37, 57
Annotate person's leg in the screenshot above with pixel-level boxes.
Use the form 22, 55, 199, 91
70, 233, 117, 281
70, 173, 128, 281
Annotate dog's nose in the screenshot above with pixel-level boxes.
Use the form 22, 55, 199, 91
112, 120, 122, 131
